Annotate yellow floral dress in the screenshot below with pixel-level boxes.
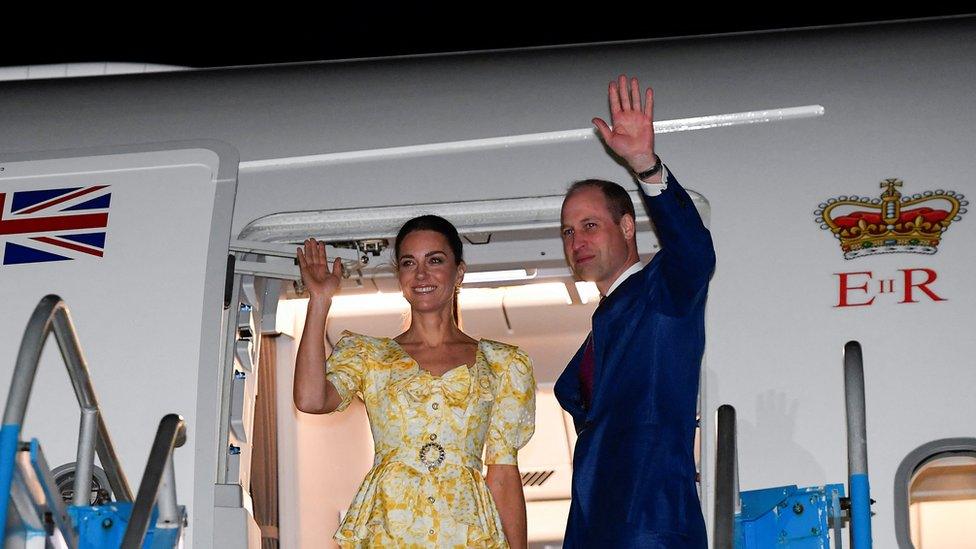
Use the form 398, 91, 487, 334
325, 331, 536, 548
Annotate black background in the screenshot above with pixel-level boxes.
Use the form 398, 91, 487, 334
0, 9, 971, 68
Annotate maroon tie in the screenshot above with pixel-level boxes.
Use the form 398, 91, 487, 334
578, 333, 595, 408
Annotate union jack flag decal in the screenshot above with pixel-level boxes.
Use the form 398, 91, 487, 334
0, 185, 111, 265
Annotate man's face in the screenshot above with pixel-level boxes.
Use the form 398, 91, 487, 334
560, 187, 633, 289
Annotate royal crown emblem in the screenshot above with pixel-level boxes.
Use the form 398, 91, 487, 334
815, 179, 967, 259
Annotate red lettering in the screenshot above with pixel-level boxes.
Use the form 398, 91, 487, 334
899, 268, 946, 303
835, 271, 875, 307
877, 279, 896, 294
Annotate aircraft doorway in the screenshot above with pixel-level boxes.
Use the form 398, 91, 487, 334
232, 188, 711, 548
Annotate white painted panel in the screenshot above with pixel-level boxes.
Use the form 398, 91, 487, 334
25, 65, 67, 80
0, 67, 29, 81
64, 63, 110, 78
526, 499, 571, 544
0, 148, 228, 548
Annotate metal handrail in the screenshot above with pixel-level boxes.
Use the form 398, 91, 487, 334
4, 294, 133, 499
0, 295, 134, 543
121, 414, 186, 549
844, 341, 872, 548
714, 404, 739, 549
72, 406, 99, 507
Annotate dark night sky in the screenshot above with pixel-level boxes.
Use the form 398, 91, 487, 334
0, 9, 972, 68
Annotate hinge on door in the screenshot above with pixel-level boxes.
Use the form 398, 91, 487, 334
330, 239, 389, 266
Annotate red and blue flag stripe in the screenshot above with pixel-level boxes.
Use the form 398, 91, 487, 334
0, 185, 111, 265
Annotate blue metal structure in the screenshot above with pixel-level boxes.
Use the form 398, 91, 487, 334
70, 504, 185, 549
1, 296, 186, 548
2, 434, 187, 548
736, 484, 845, 548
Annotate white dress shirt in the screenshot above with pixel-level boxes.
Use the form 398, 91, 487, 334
636, 163, 670, 197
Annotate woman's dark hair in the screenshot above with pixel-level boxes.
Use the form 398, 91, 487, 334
394, 214, 464, 265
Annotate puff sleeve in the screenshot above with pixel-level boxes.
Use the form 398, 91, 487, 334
324, 331, 367, 413
485, 347, 537, 465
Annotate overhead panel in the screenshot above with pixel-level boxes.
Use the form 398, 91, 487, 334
234, 190, 710, 293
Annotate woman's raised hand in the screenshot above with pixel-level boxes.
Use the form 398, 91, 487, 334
297, 238, 344, 300
294, 238, 344, 414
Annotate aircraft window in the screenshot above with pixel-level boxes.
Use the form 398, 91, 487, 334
894, 438, 976, 548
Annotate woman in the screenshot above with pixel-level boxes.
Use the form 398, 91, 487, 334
294, 214, 536, 548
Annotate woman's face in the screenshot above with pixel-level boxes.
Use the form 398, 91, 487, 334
396, 230, 465, 314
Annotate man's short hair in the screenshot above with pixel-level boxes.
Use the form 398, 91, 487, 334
565, 179, 636, 223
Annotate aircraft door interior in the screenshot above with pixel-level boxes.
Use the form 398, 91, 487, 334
223, 190, 711, 548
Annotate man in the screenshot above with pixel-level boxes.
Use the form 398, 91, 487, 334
554, 75, 715, 547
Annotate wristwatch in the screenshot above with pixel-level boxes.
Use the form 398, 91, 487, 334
634, 154, 662, 180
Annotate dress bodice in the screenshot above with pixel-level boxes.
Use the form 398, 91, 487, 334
324, 331, 536, 548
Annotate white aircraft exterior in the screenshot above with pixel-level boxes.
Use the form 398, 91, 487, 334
0, 16, 973, 548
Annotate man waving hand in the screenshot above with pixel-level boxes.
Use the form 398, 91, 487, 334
554, 75, 715, 548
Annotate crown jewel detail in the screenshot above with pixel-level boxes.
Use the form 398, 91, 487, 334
815, 179, 967, 259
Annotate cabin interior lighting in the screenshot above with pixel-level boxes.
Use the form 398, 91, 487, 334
289, 281, 577, 319
471, 282, 573, 307
330, 292, 409, 315
574, 282, 601, 304
463, 269, 536, 284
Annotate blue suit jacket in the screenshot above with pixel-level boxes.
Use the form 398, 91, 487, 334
554, 170, 715, 548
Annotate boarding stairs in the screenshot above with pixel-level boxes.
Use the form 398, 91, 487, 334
714, 341, 875, 548
0, 295, 187, 548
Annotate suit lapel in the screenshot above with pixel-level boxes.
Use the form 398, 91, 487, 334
555, 338, 588, 422
587, 269, 650, 419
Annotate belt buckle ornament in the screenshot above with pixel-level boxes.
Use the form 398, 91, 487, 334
419, 442, 446, 471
